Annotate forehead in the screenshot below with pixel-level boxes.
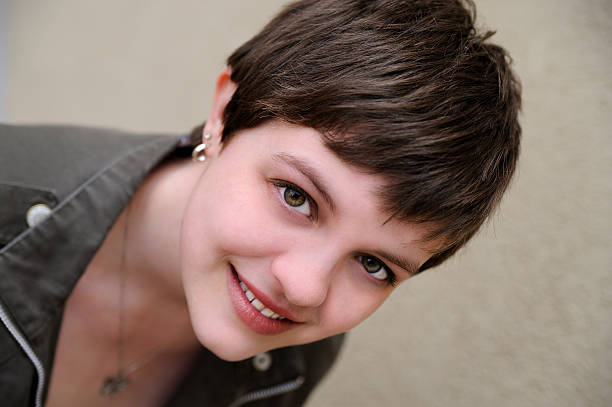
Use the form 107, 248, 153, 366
243, 121, 387, 204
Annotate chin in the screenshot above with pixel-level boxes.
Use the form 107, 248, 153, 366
206, 343, 258, 362
192, 324, 264, 362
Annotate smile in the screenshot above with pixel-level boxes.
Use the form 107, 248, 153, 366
227, 265, 298, 335
237, 275, 286, 321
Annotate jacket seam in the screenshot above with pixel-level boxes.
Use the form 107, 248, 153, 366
0, 179, 58, 193
0, 136, 173, 257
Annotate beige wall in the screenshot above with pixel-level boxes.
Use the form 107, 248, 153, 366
4, 1, 611, 406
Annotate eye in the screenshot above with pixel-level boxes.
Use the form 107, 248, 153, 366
358, 255, 397, 286
275, 181, 315, 217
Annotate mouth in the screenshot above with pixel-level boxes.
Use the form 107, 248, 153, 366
227, 264, 299, 335
237, 274, 287, 321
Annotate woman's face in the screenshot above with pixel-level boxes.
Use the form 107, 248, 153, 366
180, 120, 438, 361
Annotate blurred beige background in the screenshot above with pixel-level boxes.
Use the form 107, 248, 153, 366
2, 0, 611, 406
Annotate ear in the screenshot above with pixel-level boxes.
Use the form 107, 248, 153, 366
203, 66, 237, 155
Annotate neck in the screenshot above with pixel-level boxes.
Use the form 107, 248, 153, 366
96, 157, 205, 350
126, 157, 203, 305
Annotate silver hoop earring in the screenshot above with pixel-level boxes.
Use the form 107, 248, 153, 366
192, 133, 212, 162
192, 143, 207, 162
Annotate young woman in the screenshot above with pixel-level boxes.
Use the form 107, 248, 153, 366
0, 0, 521, 406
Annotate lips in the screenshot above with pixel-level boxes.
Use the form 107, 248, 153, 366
238, 277, 286, 320
227, 265, 299, 335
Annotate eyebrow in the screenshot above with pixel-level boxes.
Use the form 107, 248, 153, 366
373, 250, 421, 276
272, 153, 336, 213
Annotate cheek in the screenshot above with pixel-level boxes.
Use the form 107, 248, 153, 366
181, 174, 286, 262
318, 275, 392, 335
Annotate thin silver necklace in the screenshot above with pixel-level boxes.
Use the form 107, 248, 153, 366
100, 201, 132, 396
99, 202, 168, 396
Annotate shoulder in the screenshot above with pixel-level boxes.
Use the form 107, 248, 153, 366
0, 123, 180, 247
0, 124, 176, 195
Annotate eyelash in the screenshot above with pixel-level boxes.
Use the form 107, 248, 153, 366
357, 255, 398, 287
272, 180, 397, 287
272, 180, 318, 220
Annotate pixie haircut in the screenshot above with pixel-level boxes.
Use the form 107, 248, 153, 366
208, 0, 521, 271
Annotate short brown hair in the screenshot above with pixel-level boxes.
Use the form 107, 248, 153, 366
214, 0, 521, 271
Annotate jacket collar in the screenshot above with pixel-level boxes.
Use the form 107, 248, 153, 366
0, 131, 180, 348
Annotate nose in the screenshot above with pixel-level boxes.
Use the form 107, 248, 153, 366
270, 248, 338, 309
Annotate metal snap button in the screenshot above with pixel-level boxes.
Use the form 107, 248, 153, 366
26, 203, 52, 227
252, 352, 273, 372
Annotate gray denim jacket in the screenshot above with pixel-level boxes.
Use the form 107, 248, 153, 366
0, 124, 344, 407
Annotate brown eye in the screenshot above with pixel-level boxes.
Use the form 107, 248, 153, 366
283, 187, 306, 207
275, 182, 313, 217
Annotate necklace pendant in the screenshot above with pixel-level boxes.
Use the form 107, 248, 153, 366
100, 374, 130, 396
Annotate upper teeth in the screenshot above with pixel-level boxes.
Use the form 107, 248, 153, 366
239, 280, 285, 320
